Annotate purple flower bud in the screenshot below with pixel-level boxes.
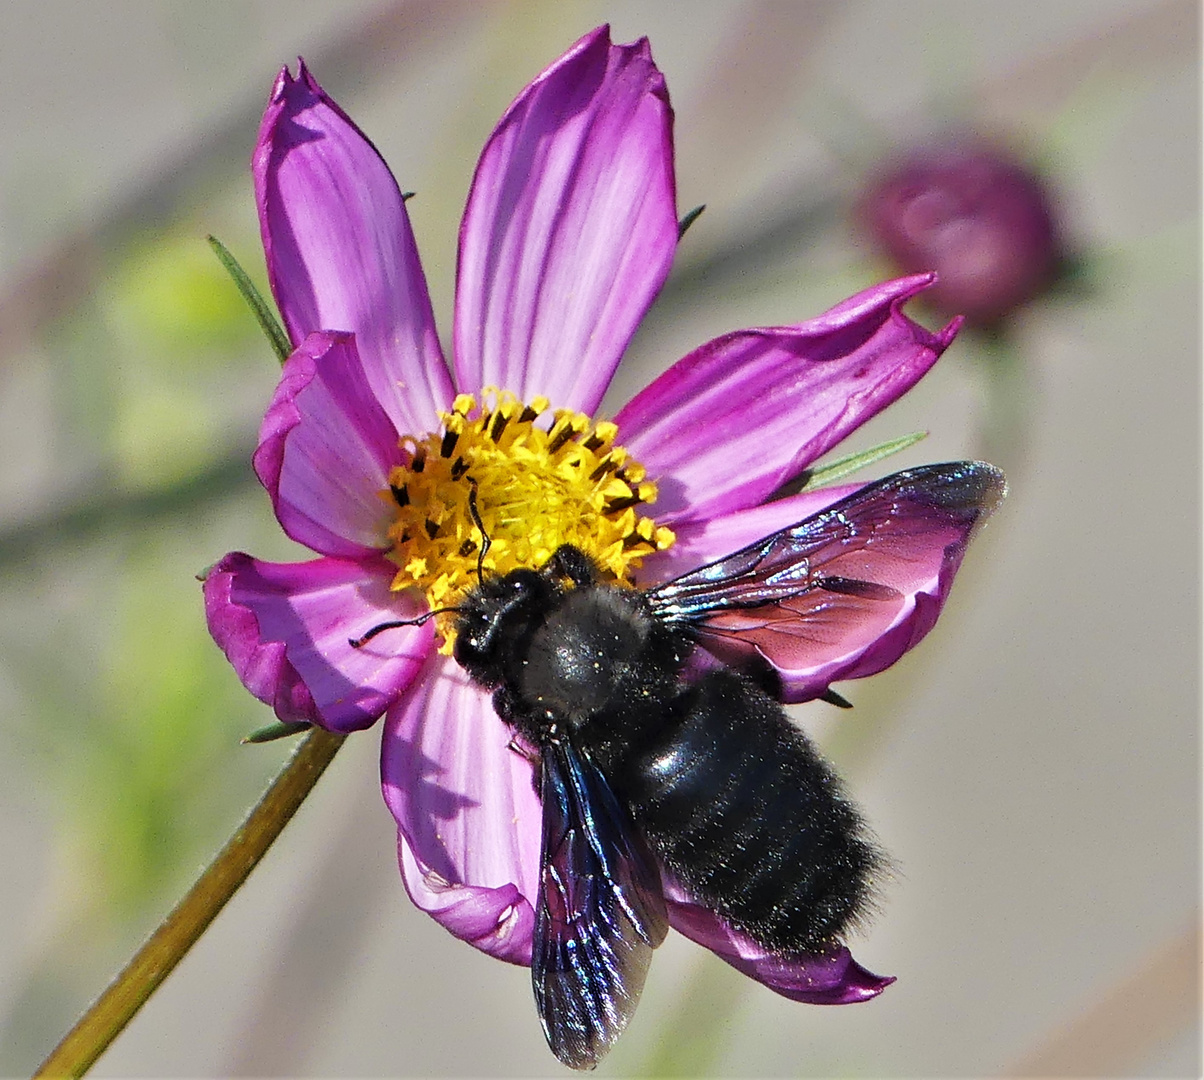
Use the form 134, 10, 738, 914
858, 139, 1062, 325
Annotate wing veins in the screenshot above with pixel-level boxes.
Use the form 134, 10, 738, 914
533, 737, 667, 1069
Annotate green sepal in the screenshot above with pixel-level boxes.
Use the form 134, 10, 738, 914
819, 688, 854, 709
800, 431, 928, 490
241, 720, 312, 745
678, 204, 706, 239
207, 235, 292, 365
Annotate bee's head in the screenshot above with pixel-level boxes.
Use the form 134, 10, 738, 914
452, 568, 559, 687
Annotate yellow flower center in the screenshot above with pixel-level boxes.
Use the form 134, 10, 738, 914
385, 389, 674, 649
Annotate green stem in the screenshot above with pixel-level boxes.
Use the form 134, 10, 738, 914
33, 727, 345, 1078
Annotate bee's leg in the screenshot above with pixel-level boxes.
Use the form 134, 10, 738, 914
506, 736, 539, 764
502, 736, 542, 797
545, 544, 597, 587
490, 686, 516, 722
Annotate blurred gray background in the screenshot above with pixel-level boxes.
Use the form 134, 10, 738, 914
0, 1, 1198, 1076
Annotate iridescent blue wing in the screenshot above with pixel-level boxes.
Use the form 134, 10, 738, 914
647, 462, 1005, 685
533, 737, 669, 1070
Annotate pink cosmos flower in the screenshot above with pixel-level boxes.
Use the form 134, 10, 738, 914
204, 27, 971, 1007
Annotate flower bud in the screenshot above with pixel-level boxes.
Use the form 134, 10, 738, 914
857, 139, 1062, 325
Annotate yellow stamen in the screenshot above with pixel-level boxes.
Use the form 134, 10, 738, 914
385, 389, 674, 650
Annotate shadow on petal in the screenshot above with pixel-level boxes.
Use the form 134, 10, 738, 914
381, 723, 480, 883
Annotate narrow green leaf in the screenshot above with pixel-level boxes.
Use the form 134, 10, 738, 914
241, 720, 312, 745
801, 431, 928, 490
207, 235, 292, 364
677, 204, 706, 239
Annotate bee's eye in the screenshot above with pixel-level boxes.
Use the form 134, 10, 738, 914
452, 618, 492, 675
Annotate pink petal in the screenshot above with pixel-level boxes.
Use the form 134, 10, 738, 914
769, 570, 948, 703
253, 331, 401, 559
616, 274, 959, 524
454, 26, 677, 414
203, 553, 432, 734
745, 473, 999, 703
381, 657, 542, 964
255, 62, 453, 436
668, 895, 893, 1004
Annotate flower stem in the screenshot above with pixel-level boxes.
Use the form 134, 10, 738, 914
33, 726, 345, 1078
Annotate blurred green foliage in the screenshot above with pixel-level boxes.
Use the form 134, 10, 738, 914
100, 231, 270, 489
0, 205, 290, 1068
106, 232, 256, 363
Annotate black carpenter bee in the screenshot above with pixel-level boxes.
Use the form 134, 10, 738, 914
446, 461, 1004, 1068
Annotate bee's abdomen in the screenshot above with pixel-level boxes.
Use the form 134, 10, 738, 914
616, 670, 881, 954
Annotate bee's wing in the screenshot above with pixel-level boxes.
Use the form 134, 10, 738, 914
648, 462, 1005, 683
533, 737, 669, 1070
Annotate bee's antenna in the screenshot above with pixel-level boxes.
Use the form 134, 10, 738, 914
466, 478, 491, 581
349, 605, 459, 648
353, 479, 491, 650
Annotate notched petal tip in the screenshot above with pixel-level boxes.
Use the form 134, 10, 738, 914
934, 313, 965, 350
296, 56, 318, 89
881, 273, 966, 352
255, 59, 452, 434
618, 274, 960, 523
879, 274, 967, 354
269, 64, 293, 100
270, 58, 321, 102
825, 271, 939, 328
